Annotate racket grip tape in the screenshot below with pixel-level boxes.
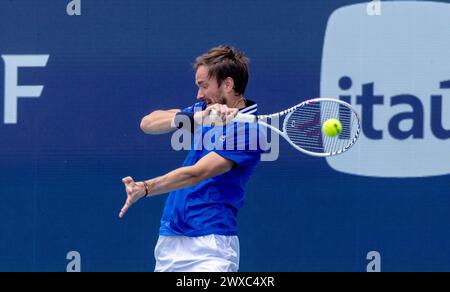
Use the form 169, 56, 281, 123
233, 113, 257, 123
210, 109, 257, 123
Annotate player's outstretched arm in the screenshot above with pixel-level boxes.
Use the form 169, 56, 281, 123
119, 152, 234, 218
140, 109, 180, 135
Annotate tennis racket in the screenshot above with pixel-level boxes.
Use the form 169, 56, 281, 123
212, 98, 361, 157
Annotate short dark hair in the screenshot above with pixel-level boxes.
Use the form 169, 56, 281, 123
194, 45, 249, 95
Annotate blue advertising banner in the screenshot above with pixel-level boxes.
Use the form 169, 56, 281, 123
0, 0, 449, 271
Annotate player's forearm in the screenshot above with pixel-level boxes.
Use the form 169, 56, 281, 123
140, 110, 179, 134
143, 166, 205, 197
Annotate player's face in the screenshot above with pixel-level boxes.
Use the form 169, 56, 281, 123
195, 65, 226, 106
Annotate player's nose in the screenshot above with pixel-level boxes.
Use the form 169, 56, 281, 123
196, 89, 204, 101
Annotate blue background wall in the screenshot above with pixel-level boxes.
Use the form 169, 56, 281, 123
0, 0, 449, 271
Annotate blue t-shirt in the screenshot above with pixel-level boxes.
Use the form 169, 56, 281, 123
159, 100, 263, 236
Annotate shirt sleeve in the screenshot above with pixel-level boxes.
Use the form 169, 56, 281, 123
178, 102, 207, 133
182, 102, 206, 113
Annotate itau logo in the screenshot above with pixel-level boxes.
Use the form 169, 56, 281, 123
321, 1, 450, 178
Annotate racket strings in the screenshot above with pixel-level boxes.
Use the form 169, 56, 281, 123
286, 103, 323, 152
323, 102, 344, 154
285, 100, 359, 155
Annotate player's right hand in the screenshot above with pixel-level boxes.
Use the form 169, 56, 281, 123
194, 104, 238, 126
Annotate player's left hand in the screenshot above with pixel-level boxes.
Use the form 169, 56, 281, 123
119, 176, 145, 218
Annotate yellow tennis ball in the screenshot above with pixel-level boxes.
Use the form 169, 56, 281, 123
322, 119, 342, 137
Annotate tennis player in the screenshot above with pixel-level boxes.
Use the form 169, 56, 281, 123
119, 45, 263, 272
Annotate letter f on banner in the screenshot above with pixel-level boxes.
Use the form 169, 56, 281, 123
2, 55, 50, 124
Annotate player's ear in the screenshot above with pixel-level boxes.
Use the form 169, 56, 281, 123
223, 77, 234, 93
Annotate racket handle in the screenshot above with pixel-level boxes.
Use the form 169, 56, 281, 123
233, 113, 257, 123
210, 109, 257, 123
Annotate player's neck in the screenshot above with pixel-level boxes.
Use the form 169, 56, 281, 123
227, 95, 246, 109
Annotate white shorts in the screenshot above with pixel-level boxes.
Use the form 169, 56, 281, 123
154, 234, 240, 272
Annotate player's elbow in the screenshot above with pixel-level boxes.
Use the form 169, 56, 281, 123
140, 116, 153, 134
188, 166, 212, 182
140, 110, 178, 135
189, 162, 232, 182
140, 113, 162, 134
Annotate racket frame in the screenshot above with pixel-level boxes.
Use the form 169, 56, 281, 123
234, 98, 361, 157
